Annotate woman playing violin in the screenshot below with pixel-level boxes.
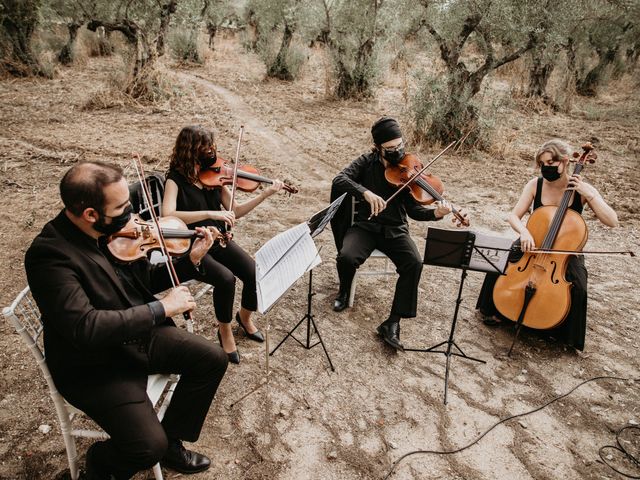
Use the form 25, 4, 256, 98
331, 116, 453, 351
162, 125, 285, 364
476, 139, 618, 350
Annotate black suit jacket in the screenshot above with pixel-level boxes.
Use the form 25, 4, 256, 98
24, 210, 199, 408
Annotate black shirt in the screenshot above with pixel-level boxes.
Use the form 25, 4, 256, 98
332, 151, 439, 238
166, 169, 225, 230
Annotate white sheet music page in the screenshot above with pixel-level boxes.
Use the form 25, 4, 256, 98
255, 222, 321, 313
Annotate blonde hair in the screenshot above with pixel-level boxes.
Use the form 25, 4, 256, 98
535, 139, 572, 167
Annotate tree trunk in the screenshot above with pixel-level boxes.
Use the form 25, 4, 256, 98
58, 22, 82, 65
334, 38, 375, 99
156, 0, 178, 57
426, 69, 478, 144
527, 48, 556, 99
576, 46, 618, 97
0, 0, 43, 76
267, 22, 294, 80
207, 21, 217, 50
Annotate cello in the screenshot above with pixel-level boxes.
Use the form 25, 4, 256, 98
492, 143, 596, 337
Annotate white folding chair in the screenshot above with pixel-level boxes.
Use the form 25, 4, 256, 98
3, 287, 180, 480
348, 197, 395, 307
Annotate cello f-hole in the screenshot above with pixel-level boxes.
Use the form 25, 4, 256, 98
550, 260, 559, 284
517, 255, 535, 272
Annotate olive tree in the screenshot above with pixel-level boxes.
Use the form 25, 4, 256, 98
409, 0, 544, 144
0, 0, 44, 76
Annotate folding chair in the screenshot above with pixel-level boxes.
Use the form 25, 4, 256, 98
129, 172, 213, 304
3, 287, 180, 480
348, 197, 395, 307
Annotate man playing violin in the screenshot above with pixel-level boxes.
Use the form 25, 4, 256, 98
25, 161, 228, 479
331, 116, 453, 350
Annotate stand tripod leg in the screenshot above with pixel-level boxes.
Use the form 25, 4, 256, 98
269, 269, 335, 371
309, 315, 335, 371
270, 315, 307, 356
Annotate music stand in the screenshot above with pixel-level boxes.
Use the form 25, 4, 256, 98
405, 228, 509, 404
268, 195, 346, 372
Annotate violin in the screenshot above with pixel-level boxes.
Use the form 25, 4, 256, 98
106, 213, 221, 262
492, 143, 596, 339
198, 156, 298, 194
384, 152, 470, 227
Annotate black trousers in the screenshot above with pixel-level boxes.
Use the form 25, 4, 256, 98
74, 325, 228, 479
336, 226, 423, 318
197, 240, 257, 323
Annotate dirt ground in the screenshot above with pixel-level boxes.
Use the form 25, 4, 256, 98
0, 36, 639, 480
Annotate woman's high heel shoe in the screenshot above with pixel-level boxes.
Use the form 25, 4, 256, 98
217, 329, 240, 364
236, 312, 265, 343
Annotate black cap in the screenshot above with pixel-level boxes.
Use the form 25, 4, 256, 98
371, 116, 403, 145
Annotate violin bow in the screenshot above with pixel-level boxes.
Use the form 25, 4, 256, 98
523, 247, 635, 257
132, 154, 194, 325
227, 125, 245, 231
368, 140, 458, 220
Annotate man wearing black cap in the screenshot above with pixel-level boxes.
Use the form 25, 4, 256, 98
331, 116, 452, 350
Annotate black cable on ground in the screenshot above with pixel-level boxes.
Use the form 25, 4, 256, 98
384, 375, 637, 479
599, 425, 640, 478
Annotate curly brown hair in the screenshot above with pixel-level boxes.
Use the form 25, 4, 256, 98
169, 125, 216, 184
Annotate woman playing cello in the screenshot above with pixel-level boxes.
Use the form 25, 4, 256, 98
476, 139, 618, 351
162, 125, 285, 364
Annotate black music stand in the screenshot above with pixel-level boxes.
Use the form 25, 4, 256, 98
269, 267, 335, 371
268, 195, 346, 372
405, 228, 506, 404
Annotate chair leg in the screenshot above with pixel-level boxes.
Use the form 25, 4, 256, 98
152, 462, 164, 480
348, 276, 357, 307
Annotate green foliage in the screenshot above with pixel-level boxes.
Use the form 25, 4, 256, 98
406, 0, 548, 145
307, 0, 394, 98
247, 0, 307, 80
169, 28, 204, 64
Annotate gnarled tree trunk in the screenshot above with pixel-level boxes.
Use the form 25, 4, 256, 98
0, 0, 43, 76
527, 48, 556, 99
267, 21, 295, 80
334, 37, 375, 99
58, 21, 82, 65
156, 0, 178, 57
576, 46, 618, 96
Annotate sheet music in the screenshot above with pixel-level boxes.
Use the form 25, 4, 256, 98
468, 232, 513, 274
256, 223, 321, 313
308, 192, 346, 238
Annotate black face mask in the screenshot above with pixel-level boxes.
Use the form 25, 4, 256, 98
383, 147, 405, 166
94, 204, 133, 236
199, 153, 217, 170
541, 164, 561, 182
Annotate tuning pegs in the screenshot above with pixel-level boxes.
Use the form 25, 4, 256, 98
572, 151, 581, 158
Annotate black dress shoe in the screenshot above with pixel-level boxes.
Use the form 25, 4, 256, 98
376, 321, 404, 351
333, 291, 349, 312
161, 440, 211, 474
217, 330, 240, 364
236, 312, 264, 342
